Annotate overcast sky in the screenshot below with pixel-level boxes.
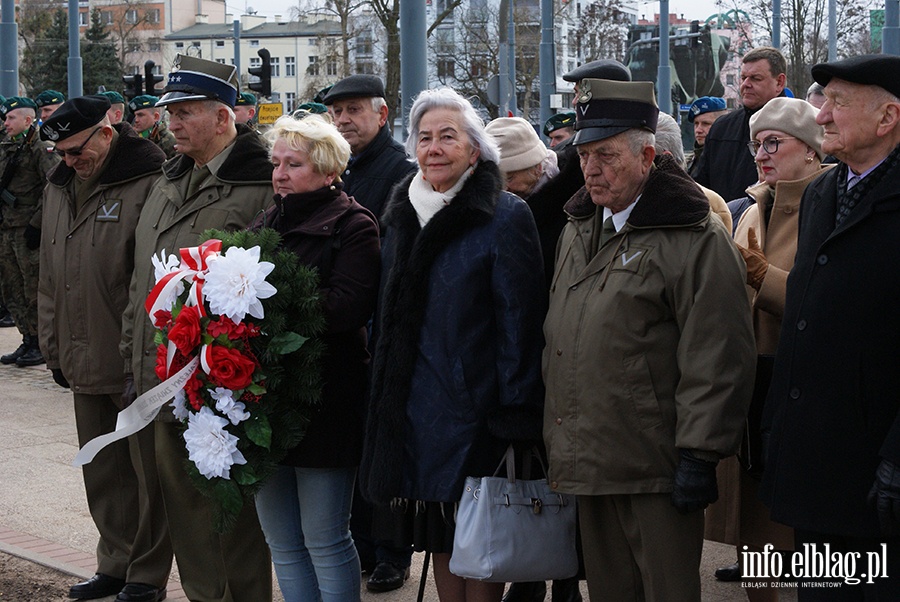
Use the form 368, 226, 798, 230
238, 1, 731, 24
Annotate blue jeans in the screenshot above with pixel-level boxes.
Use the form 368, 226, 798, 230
255, 465, 361, 601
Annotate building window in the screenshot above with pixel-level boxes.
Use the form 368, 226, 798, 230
285, 92, 296, 112
307, 56, 319, 76
78, 11, 88, 26
127, 42, 141, 53
726, 74, 735, 86
175, 42, 185, 49
216, 59, 226, 64
125, 9, 138, 24
250, 57, 261, 68
216, 40, 225, 48
271, 57, 280, 77
100, 11, 113, 24
326, 59, 338, 76
250, 40, 260, 47
357, 29, 373, 55
148, 39, 161, 52
309, 38, 316, 45
285, 56, 296, 77
356, 61, 374, 75
438, 58, 454, 79
147, 9, 160, 24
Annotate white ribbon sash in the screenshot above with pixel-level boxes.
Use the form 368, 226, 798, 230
73, 357, 200, 467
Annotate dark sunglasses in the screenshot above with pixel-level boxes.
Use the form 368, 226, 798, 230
55, 127, 102, 158
747, 136, 797, 156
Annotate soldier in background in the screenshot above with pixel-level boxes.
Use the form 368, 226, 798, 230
686, 96, 728, 178
0, 94, 12, 329
543, 112, 575, 149
101, 91, 127, 124
0, 97, 59, 367
35, 90, 66, 124
233, 92, 258, 126
128, 95, 176, 159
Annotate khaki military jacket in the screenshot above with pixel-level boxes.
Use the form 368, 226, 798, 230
542, 155, 756, 496
149, 122, 177, 160
0, 125, 59, 228
121, 125, 274, 399
38, 124, 166, 393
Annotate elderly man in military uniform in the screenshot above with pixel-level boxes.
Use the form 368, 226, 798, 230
542, 79, 755, 600
39, 95, 172, 602
128, 95, 176, 159
35, 89, 66, 123
0, 97, 59, 367
121, 55, 273, 602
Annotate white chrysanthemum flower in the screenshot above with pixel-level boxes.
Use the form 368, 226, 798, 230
151, 249, 184, 308
183, 406, 247, 480
171, 390, 189, 422
210, 387, 251, 425
201, 246, 276, 323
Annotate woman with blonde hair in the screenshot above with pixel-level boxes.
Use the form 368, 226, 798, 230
253, 113, 381, 601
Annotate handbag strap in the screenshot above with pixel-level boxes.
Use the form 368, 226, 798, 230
493, 445, 518, 484
492, 445, 553, 485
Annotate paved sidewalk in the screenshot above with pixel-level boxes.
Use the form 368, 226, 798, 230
0, 327, 761, 601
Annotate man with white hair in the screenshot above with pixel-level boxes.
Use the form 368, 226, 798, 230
543, 78, 754, 599
121, 54, 274, 602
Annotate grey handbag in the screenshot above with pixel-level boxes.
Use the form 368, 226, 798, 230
449, 445, 578, 582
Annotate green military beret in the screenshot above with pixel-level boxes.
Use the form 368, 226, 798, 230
543, 112, 576, 136
235, 92, 258, 107
35, 90, 66, 107
128, 95, 160, 112
101, 91, 126, 105
1, 97, 38, 118
297, 102, 328, 114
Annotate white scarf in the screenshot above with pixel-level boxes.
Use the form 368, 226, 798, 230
408, 166, 475, 227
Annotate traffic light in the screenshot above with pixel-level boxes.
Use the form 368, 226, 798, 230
248, 48, 272, 98
144, 60, 165, 96
123, 73, 143, 100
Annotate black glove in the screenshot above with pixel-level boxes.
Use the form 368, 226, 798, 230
671, 449, 719, 514
868, 458, 900, 538
23, 224, 41, 250
50, 368, 69, 389
120, 373, 137, 409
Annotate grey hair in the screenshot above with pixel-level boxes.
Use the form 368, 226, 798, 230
623, 128, 656, 157
405, 88, 501, 165
806, 82, 825, 100
654, 113, 685, 169
371, 97, 387, 112
201, 99, 236, 123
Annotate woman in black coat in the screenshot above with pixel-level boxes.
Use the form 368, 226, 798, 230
253, 113, 380, 601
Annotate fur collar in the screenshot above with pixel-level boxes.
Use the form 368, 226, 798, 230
162, 123, 272, 184
564, 154, 710, 228
47, 122, 165, 187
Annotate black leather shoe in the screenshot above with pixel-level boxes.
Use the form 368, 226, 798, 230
503, 582, 547, 602
115, 583, 167, 602
0, 311, 14, 328
714, 562, 742, 582
366, 561, 410, 592
551, 577, 582, 602
69, 573, 126, 599
0, 341, 27, 365
15, 346, 44, 367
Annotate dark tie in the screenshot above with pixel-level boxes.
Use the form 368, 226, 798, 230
598, 216, 617, 248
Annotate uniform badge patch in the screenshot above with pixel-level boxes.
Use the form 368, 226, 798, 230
95, 201, 121, 222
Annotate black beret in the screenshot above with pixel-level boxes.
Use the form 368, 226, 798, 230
573, 79, 658, 146
40, 95, 111, 142
563, 59, 631, 83
811, 54, 900, 99
322, 75, 385, 105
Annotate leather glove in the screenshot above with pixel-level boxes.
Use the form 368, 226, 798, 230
737, 228, 768, 291
120, 373, 137, 409
50, 368, 70, 389
868, 458, 900, 538
24, 224, 41, 251
672, 449, 719, 514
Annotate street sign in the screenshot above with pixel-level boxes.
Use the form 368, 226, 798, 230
257, 102, 284, 125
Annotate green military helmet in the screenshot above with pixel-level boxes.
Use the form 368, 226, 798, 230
128, 95, 160, 112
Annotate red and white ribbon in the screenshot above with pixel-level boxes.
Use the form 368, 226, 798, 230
144, 239, 222, 320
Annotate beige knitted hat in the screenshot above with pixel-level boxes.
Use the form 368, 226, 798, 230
486, 117, 547, 173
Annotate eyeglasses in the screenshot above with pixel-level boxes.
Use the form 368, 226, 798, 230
54, 127, 102, 158
747, 136, 797, 156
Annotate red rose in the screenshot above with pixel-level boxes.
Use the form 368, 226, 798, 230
155, 344, 168, 381
153, 309, 172, 329
207, 345, 257, 390
168, 305, 202, 355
